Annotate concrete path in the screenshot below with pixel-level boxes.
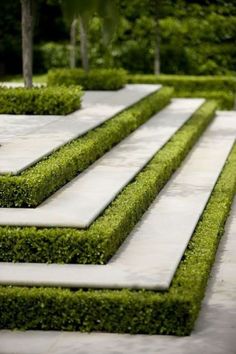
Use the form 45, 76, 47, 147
0, 99, 204, 229
0, 197, 235, 354
0, 84, 160, 175
0, 91, 124, 144
0, 111, 235, 290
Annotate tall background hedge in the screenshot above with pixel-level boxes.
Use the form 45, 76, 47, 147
0, 0, 236, 75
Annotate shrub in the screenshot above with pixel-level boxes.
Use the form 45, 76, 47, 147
0, 101, 217, 264
0, 131, 234, 335
47, 68, 127, 90
174, 90, 235, 110
128, 74, 236, 92
0, 87, 172, 207
0, 86, 83, 115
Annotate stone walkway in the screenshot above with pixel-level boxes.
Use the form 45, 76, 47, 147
0, 84, 160, 175
0, 197, 235, 354
0, 98, 204, 229
0, 112, 235, 290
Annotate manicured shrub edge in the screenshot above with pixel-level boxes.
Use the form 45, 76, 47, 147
0, 101, 217, 264
47, 68, 127, 90
128, 74, 236, 110
0, 87, 172, 207
175, 90, 235, 110
0, 143, 235, 335
128, 74, 236, 92
0, 86, 83, 115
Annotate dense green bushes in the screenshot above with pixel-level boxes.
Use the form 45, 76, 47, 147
0, 100, 217, 264
0, 86, 83, 115
0, 113, 234, 336
128, 74, 236, 92
175, 90, 235, 110
34, 12, 236, 75
129, 74, 236, 109
47, 68, 127, 90
0, 87, 172, 208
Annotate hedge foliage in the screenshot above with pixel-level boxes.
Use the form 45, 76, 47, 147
0, 100, 217, 264
175, 90, 235, 110
128, 74, 236, 92
0, 86, 83, 115
0, 87, 172, 208
47, 68, 127, 90
0, 141, 235, 335
128, 74, 236, 110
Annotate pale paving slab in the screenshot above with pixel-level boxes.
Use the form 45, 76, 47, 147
0, 84, 160, 175
0, 99, 204, 229
0, 91, 118, 144
0, 194, 235, 354
0, 111, 235, 290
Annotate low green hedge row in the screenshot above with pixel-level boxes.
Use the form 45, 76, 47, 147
0, 143, 235, 335
0, 86, 83, 115
47, 68, 127, 90
128, 74, 236, 93
0, 87, 172, 207
175, 90, 235, 110
0, 101, 217, 264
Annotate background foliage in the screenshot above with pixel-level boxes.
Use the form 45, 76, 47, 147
0, 0, 236, 75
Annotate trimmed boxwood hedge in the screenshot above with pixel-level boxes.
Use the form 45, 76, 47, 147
0, 143, 235, 335
0, 87, 172, 208
128, 74, 236, 92
47, 68, 127, 90
0, 100, 217, 264
0, 86, 83, 115
128, 74, 236, 110
174, 90, 235, 110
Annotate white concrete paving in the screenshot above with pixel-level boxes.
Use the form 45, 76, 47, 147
0, 99, 204, 229
0, 84, 160, 175
0, 91, 118, 144
0, 91, 124, 144
0, 197, 235, 354
0, 111, 235, 290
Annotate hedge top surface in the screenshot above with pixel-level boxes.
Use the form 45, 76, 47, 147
47, 68, 127, 90
0, 86, 83, 115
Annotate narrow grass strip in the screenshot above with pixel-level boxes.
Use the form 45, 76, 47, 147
0, 87, 172, 208
0, 143, 235, 335
0, 101, 217, 264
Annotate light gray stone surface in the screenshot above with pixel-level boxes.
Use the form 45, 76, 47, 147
0, 84, 160, 175
0, 98, 204, 229
0, 111, 235, 291
0, 198, 235, 354
0, 91, 118, 144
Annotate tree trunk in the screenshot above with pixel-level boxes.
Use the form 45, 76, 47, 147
70, 18, 78, 69
79, 16, 89, 72
153, 0, 161, 75
154, 20, 161, 75
21, 0, 34, 88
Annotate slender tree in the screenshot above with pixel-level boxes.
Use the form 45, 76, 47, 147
70, 17, 78, 68
60, 0, 119, 71
21, 0, 35, 88
151, 0, 172, 74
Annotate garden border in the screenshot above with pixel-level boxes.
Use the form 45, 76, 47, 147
0, 143, 235, 335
